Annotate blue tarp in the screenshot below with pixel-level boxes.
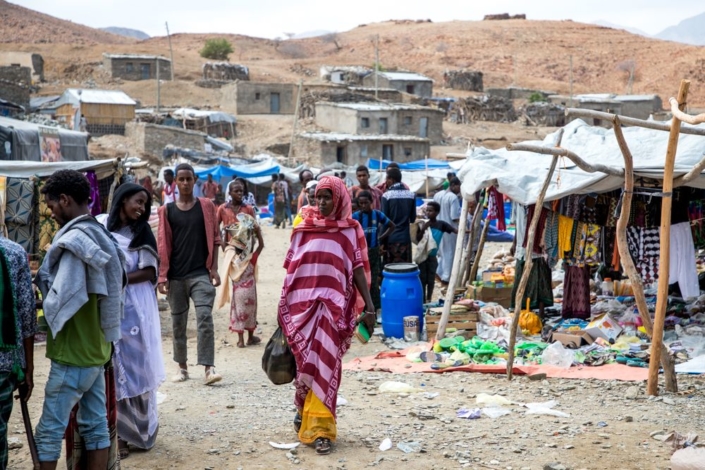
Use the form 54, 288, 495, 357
195, 161, 280, 186
366, 158, 451, 171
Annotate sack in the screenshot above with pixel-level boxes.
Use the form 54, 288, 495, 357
262, 327, 297, 385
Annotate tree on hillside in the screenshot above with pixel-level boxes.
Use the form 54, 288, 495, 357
322, 33, 342, 51
200, 38, 234, 61
617, 60, 637, 94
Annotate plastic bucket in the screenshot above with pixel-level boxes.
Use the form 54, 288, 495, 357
381, 263, 424, 338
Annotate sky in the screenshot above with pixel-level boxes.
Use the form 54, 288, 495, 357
11, 0, 705, 39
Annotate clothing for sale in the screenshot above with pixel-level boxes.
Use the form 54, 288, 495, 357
487, 187, 506, 231
509, 257, 553, 310
543, 210, 559, 267
511, 203, 527, 260
669, 222, 700, 299
562, 265, 591, 320
557, 215, 574, 260
522, 205, 547, 256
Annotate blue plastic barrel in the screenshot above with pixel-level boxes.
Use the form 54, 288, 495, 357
381, 263, 424, 338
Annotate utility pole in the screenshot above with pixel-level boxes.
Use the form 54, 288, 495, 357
569, 55, 574, 108
287, 80, 303, 167
156, 61, 161, 113
166, 22, 175, 80
375, 34, 379, 100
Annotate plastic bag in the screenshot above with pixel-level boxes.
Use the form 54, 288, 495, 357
379, 381, 422, 393
261, 327, 296, 385
540, 341, 575, 369
481, 406, 511, 418
524, 400, 570, 418
476, 393, 512, 406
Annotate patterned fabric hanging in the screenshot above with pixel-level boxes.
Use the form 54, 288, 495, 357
4, 178, 36, 253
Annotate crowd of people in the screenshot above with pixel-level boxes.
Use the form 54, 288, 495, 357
0, 162, 462, 466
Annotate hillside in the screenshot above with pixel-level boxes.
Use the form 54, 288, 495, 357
656, 11, 705, 46
1, 5, 704, 106
0, 0, 134, 44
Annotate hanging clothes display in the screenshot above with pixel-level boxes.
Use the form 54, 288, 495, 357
4, 178, 36, 253
85, 171, 102, 216
487, 187, 506, 231
669, 222, 700, 299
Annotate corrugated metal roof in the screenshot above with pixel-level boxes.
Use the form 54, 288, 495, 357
60, 89, 137, 106
379, 71, 432, 82
317, 102, 442, 112
103, 53, 170, 61
300, 132, 429, 143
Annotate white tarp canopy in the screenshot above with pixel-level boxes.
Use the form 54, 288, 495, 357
458, 119, 705, 205
0, 159, 118, 180
172, 108, 237, 124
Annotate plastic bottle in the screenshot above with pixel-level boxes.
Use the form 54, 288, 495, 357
601, 278, 614, 296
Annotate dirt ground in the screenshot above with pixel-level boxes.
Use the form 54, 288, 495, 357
5, 227, 704, 470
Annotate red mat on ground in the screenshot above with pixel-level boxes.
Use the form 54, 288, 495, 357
344, 345, 650, 381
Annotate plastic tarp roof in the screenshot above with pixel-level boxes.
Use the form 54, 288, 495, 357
172, 108, 237, 124
367, 158, 451, 170
458, 118, 705, 205
0, 159, 117, 179
195, 159, 280, 186
0, 116, 89, 162
55, 89, 136, 106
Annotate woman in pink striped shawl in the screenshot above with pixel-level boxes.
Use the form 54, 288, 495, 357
278, 176, 375, 455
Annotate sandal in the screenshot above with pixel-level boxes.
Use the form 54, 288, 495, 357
171, 368, 189, 383
118, 440, 129, 459
293, 413, 302, 433
247, 336, 262, 346
315, 438, 331, 455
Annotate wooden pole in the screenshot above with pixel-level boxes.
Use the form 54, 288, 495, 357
468, 211, 491, 288
565, 108, 705, 137
506, 130, 564, 380
461, 200, 484, 286
613, 118, 678, 393
506, 156, 558, 380
435, 197, 470, 340
425, 155, 429, 199
374, 34, 379, 100
647, 79, 690, 396
507, 143, 624, 177
156, 60, 161, 113
165, 22, 175, 81
287, 80, 303, 167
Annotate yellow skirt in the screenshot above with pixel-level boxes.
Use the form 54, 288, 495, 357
298, 390, 336, 445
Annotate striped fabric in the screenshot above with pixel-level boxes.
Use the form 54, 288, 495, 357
280, 229, 363, 419
279, 176, 370, 419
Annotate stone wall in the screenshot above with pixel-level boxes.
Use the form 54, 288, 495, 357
0, 66, 32, 109
221, 82, 297, 115
0, 52, 43, 82
125, 122, 206, 158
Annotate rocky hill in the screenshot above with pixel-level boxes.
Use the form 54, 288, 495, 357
100, 27, 150, 41
0, 0, 134, 44
1, 2, 705, 106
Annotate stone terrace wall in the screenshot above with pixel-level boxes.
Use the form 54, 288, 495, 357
0, 66, 32, 109
125, 122, 206, 158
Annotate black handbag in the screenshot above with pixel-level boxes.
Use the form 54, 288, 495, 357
262, 326, 297, 385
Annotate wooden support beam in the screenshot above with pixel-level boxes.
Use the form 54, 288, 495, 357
468, 213, 491, 288
566, 108, 705, 137
648, 80, 690, 396
506, 155, 559, 380
461, 199, 484, 286
668, 97, 705, 125
674, 154, 705, 187
435, 198, 471, 340
613, 118, 677, 392
507, 143, 624, 177
505, 130, 565, 379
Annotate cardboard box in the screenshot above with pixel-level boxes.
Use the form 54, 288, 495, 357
482, 269, 503, 283
551, 330, 594, 349
585, 314, 622, 341
467, 285, 513, 308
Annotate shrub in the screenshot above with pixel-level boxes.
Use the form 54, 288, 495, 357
200, 39, 234, 61
528, 92, 546, 103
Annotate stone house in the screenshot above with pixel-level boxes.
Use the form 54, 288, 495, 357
54, 88, 137, 135
220, 81, 297, 114
314, 102, 445, 144
125, 121, 207, 159
293, 132, 430, 167
103, 54, 172, 81
0, 52, 44, 82
362, 71, 433, 98
0, 66, 32, 109
319, 66, 371, 85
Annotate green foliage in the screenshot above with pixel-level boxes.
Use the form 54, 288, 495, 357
528, 92, 547, 103
371, 62, 385, 72
200, 38, 234, 61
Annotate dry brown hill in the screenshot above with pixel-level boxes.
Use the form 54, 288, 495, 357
1, 4, 704, 106
0, 0, 134, 44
